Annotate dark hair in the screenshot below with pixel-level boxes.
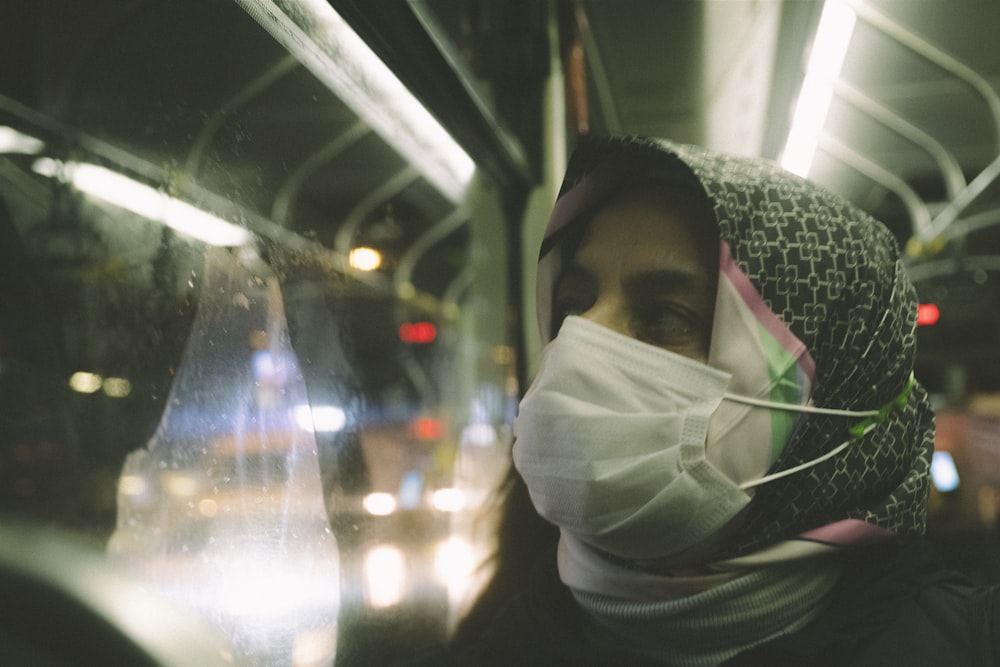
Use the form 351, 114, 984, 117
450, 466, 557, 647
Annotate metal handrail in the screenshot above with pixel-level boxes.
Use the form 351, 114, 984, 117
848, 0, 1000, 244
271, 121, 370, 225
834, 79, 966, 200
819, 132, 932, 239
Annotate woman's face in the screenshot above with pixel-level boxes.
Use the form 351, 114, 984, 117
552, 188, 718, 362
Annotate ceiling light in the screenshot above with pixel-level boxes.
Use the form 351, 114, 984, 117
236, 0, 475, 204
348, 247, 382, 271
69, 371, 103, 394
781, 0, 857, 176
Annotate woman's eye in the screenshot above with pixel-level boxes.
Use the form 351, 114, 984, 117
636, 303, 705, 347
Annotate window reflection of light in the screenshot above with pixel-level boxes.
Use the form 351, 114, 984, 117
0, 126, 44, 154
69, 371, 103, 394
460, 423, 497, 447
118, 474, 149, 497
312, 406, 346, 432
364, 545, 406, 608
411, 417, 443, 440
294, 405, 346, 432
363, 492, 397, 516
431, 488, 466, 513
292, 624, 338, 667
211, 555, 338, 620
198, 498, 219, 517
398, 471, 423, 510
102, 377, 133, 398
162, 473, 199, 497
491, 345, 515, 365
294, 405, 313, 431
32, 159, 251, 247
349, 247, 382, 271
398, 322, 437, 344
253, 350, 278, 381
396, 281, 417, 300
434, 537, 474, 602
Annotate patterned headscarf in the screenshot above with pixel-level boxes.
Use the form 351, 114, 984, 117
537, 135, 934, 561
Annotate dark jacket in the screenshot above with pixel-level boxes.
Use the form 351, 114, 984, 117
414, 541, 1000, 666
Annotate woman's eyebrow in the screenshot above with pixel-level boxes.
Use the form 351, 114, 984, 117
624, 269, 716, 300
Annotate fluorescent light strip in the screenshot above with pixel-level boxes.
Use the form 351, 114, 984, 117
781, 0, 857, 176
0, 126, 44, 154
235, 0, 475, 204
33, 159, 251, 247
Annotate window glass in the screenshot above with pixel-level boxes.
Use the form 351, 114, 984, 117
0, 1, 517, 664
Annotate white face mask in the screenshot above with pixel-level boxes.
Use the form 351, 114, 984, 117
513, 316, 894, 562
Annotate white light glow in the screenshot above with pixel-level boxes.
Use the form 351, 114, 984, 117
0, 126, 44, 154
363, 545, 406, 608
431, 488, 467, 513
294, 405, 346, 432
434, 537, 475, 607
312, 406, 347, 432
349, 247, 383, 272
102, 376, 133, 398
161, 472, 199, 497
33, 159, 251, 247
434, 538, 474, 583
363, 492, 397, 516
781, 0, 856, 176
198, 498, 219, 517
292, 625, 338, 667
118, 474, 149, 497
69, 371, 103, 394
460, 423, 498, 447
236, 0, 475, 203
212, 556, 337, 619
931, 451, 960, 492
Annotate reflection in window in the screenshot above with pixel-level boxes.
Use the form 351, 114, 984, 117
109, 248, 340, 666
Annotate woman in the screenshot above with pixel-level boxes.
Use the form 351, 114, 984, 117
438, 136, 999, 666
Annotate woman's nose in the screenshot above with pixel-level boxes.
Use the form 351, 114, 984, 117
580, 298, 631, 338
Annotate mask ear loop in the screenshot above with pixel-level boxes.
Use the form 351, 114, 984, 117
738, 373, 916, 490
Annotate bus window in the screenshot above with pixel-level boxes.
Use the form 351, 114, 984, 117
0, 1, 525, 664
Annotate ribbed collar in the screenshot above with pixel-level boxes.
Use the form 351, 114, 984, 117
570, 556, 842, 667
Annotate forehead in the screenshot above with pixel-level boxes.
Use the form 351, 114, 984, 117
574, 189, 714, 277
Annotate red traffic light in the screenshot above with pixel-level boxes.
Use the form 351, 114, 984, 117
917, 303, 940, 326
411, 417, 443, 440
399, 321, 437, 343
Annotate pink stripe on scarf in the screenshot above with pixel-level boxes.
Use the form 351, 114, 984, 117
719, 242, 816, 383
801, 519, 893, 545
